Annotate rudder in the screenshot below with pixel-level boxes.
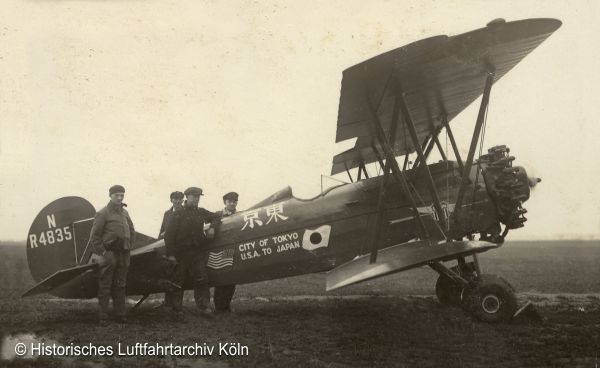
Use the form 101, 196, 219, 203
26, 196, 96, 283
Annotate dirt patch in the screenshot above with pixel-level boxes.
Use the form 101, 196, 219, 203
1, 294, 599, 367
1, 241, 599, 367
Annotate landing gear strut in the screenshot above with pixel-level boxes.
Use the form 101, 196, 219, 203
434, 262, 476, 306
435, 273, 462, 305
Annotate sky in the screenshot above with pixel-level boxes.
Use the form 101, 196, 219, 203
1, 0, 598, 241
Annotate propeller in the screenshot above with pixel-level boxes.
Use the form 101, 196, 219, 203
523, 166, 541, 189
528, 176, 542, 189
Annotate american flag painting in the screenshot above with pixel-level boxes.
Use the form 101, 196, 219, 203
207, 248, 235, 269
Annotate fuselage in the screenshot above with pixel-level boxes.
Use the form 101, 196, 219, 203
34, 158, 526, 299
122, 160, 501, 296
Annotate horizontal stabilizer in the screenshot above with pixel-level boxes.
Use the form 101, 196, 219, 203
22, 263, 97, 297
326, 240, 498, 291
134, 231, 157, 248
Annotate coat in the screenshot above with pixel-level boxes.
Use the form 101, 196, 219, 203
90, 201, 135, 254
158, 207, 178, 239
164, 205, 220, 257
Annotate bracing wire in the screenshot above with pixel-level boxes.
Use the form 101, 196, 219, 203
445, 124, 450, 232
471, 98, 490, 205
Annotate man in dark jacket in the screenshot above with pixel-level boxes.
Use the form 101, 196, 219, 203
213, 191, 239, 313
156, 191, 184, 309
158, 191, 184, 239
89, 185, 135, 324
164, 186, 220, 317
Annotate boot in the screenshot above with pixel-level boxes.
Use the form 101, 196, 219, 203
194, 286, 213, 318
113, 287, 127, 318
98, 312, 110, 326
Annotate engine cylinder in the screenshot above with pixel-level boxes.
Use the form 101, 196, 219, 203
479, 146, 531, 230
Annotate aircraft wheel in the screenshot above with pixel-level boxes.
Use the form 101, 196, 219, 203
462, 275, 517, 323
435, 275, 462, 306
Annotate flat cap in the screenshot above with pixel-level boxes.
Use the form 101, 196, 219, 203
109, 185, 125, 195
223, 192, 239, 201
170, 191, 184, 199
184, 187, 204, 196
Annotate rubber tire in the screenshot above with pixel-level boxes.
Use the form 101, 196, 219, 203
435, 275, 463, 306
462, 275, 517, 323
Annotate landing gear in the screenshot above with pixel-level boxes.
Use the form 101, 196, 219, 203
435, 274, 462, 306
431, 257, 517, 323
435, 263, 476, 306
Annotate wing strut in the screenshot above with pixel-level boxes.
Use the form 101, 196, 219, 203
346, 158, 371, 183
358, 162, 369, 179
366, 92, 429, 264
369, 160, 391, 263
432, 129, 448, 161
368, 84, 402, 264
441, 115, 464, 171
414, 126, 444, 169
344, 162, 354, 183
455, 72, 495, 215
413, 134, 432, 169
402, 153, 410, 171
370, 140, 385, 168
397, 87, 449, 237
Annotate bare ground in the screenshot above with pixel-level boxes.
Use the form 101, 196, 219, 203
1, 241, 599, 367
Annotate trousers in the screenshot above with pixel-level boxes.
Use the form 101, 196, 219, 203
214, 285, 236, 311
171, 250, 210, 311
162, 291, 173, 307
98, 250, 130, 317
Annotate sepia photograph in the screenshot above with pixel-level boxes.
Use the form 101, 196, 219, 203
0, 1, 598, 367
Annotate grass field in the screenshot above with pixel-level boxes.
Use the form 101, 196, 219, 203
1, 240, 599, 367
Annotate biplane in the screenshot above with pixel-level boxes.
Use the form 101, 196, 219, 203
23, 18, 560, 323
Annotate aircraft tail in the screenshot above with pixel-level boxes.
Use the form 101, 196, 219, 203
24, 196, 155, 298
26, 197, 97, 285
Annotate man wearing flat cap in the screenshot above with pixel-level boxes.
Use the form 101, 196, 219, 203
164, 186, 220, 317
89, 184, 136, 324
212, 191, 239, 313
156, 190, 184, 309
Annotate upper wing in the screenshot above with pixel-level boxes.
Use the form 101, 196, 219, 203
331, 18, 562, 175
